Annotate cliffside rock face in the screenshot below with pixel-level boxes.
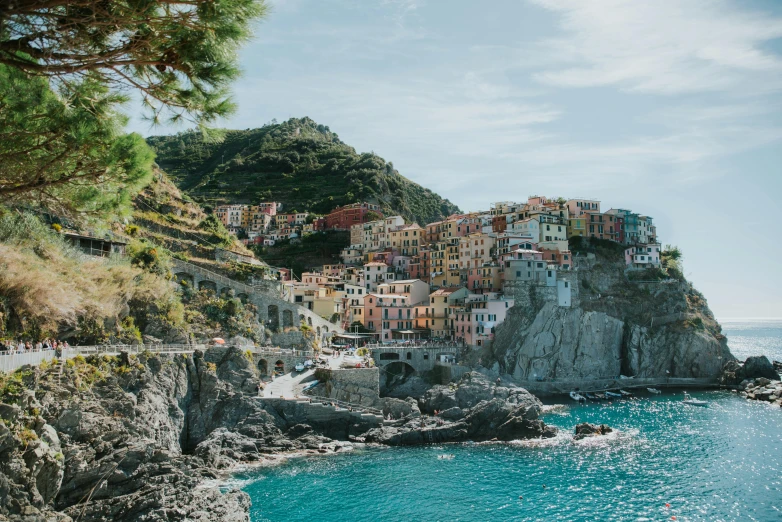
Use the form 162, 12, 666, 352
498, 303, 624, 381
0, 348, 329, 522
492, 261, 732, 382
364, 372, 556, 445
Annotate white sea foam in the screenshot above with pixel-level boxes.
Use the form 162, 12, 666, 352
508, 431, 571, 448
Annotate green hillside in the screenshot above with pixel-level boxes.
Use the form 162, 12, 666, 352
146, 117, 460, 225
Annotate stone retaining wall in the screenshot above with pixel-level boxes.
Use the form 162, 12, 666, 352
323, 368, 380, 407
270, 330, 311, 351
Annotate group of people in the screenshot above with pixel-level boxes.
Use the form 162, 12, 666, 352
0, 339, 70, 354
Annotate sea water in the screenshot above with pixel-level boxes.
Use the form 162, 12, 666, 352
723, 319, 782, 362
237, 321, 782, 522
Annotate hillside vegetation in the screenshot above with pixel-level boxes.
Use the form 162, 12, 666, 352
147, 117, 461, 225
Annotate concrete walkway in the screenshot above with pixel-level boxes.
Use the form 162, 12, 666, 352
263, 368, 316, 399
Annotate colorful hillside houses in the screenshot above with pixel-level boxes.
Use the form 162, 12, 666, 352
212, 194, 662, 346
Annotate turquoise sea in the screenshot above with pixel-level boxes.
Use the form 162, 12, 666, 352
236, 321, 782, 522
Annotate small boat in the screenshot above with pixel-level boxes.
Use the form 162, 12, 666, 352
301, 381, 320, 392
294, 363, 305, 372
605, 391, 623, 399
682, 392, 707, 407
584, 393, 598, 401
438, 454, 455, 460
593, 392, 607, 400
569, 391, 586, 402
647, 387, 662, 394
619, 389, 632, 397
303, 359, 314, 368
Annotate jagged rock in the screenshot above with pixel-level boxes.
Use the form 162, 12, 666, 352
365, 372, 555, 445
380, 397, 419, 419
574, 423, 614, 440
743, 356, 780, 381
194, 428, 262, 468
438, 407, 465, 421
721, 356, 781, 385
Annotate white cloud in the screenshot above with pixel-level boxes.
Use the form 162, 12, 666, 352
528, 0, 782, 94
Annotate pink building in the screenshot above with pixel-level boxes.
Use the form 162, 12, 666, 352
258, 202, 279, 216
363, 294, 417, 341
538, 247, 573, 270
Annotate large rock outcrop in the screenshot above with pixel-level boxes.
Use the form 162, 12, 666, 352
0, 348, 323, 522
720, 356, 781, 386
364, 372, 556, 445
492, 260, 733, 382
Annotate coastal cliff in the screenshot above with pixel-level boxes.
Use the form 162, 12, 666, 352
0, 349, 554, 521
491, 255, 733, 383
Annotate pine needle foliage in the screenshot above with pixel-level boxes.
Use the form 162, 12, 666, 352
0, 0, 269, 126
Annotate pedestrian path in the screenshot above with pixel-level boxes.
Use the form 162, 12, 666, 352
263, 368, 315, 399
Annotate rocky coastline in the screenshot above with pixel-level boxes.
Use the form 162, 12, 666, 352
2, 344, 779, 522
0, 348, 555, 522
720, 355, 782, 407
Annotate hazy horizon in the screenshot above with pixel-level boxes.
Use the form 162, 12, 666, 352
129, 0, 782, 320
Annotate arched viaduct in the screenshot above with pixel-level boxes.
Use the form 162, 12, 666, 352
172, 259, 341, 344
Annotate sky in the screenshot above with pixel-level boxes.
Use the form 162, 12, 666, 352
129, 0, 782, 320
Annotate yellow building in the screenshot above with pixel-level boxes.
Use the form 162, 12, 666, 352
417, 287, 469, 339
458, 233, 496, 270
390, 224, 424, 256
567, 217, 586, 238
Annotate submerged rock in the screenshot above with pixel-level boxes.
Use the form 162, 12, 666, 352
573, 423, 614, 441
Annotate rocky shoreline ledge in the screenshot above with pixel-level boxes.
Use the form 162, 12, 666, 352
0, 347, 555, 522
721, 355, 782, 407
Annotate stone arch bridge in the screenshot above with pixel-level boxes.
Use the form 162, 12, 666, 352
171, 259, 342, 342
369, 345, 460, 374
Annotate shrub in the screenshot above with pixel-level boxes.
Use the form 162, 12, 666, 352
126, 239, 171, 275
19, 428, 38, 448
